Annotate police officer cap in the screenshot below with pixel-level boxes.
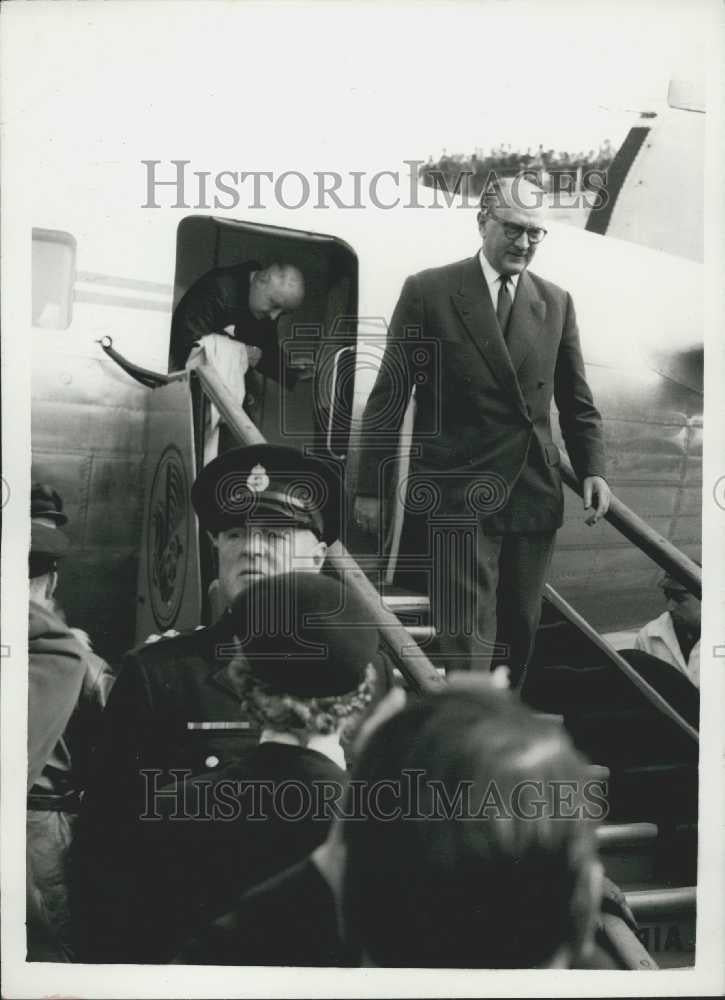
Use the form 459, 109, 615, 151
191, 444, 342, 544
232, 571, 378, 698
31, 483, 68, 526
30, 483, 70, 556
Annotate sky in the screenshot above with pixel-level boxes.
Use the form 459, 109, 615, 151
3, 0, 711, 177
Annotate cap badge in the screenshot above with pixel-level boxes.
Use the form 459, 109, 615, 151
246, 464, 270, 494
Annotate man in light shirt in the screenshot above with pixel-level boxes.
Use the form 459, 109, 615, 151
356, 175, 610, 685
635, 571, 700, 688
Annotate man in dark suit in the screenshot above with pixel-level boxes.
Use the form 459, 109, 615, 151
169, 260, 305, 372
355, 176, 610, 684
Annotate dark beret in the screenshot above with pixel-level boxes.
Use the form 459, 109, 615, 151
31, 483, 68, 526
231, 571, 378, 698
191, 444, 343, 544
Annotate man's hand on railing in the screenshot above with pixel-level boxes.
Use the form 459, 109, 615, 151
582, 475, 611, 526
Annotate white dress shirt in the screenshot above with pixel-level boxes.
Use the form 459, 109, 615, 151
478, 248, 520, 307
634, 611, 700, 688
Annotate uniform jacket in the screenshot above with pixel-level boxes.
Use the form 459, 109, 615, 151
84, 612, 394, 824
635, 612, 700, 688
74, 615, 258, 961
84, 614, 258, 823
358, 255, 606, 533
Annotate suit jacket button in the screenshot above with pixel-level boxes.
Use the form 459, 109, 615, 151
204, 755, 220, 769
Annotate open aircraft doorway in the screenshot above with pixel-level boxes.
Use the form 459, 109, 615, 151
172, 215, 358, 460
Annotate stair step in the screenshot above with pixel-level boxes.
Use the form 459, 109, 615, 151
598, 823, 658, 850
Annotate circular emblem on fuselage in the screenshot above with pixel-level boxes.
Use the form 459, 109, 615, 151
147, 445, 189, 630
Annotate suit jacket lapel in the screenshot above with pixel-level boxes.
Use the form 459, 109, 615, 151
506, 270, 546, 373
451, 256, 528, 417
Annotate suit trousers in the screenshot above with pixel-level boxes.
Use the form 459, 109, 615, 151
396, 512, 556, 686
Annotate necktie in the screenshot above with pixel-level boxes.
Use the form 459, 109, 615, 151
496, 274, 513, 339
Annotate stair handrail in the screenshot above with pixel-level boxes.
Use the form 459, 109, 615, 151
544, 584, 698, 744
598, 913, 659, 970
625, 886, 696, 921
98, 336, 182, 389
193, 363, 445, 695
559, 453, 701, 598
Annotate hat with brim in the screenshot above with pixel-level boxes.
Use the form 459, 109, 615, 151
232, 571, 378, 698
31, 483, 68, 526
191, 444, 342, 544
31, 522, 70, 557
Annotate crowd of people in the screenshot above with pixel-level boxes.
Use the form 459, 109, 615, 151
419, 141, 616, 198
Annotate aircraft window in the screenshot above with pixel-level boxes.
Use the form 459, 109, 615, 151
32, 228, 76, 330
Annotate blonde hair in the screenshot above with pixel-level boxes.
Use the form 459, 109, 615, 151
240, 663, 377, 743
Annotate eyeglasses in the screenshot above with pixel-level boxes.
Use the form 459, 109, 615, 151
486, 210, 547, 245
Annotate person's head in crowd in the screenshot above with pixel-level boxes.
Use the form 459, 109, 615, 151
477, 174, 548, 276
29, 484, 70, 609
342, 682, 603, 968
192, 445, 342, 608
660, 569, 700, 634
231, 572, 379, 754
249, 264, 305, 322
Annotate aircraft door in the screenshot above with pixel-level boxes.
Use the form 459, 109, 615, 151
135, 375, 202, 643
